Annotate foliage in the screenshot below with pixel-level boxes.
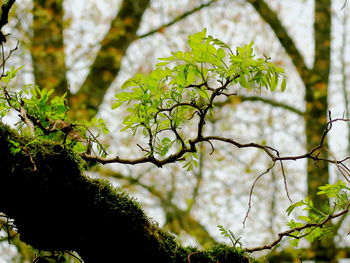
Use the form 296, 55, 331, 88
0, 66, 109, 156
112, 29, 286, 162
110, 29, 350, 252
218, 225, 242, 248
285, 180, 350, 247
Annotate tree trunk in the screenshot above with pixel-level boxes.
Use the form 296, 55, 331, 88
31, 0, 68, 96
305, 1, 335, 262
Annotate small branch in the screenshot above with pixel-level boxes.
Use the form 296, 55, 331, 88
138, 0, 218, 39
0, 41, 18, 73
279, 159, 293, 202
187, 252, 200, 263
82, 145, 194, 168
201, 136, 278, 160
244, 203, 350, 253
19, 106, 35, 135
243, 163, 276, 227
83, 116, 350, 172
156, 102, 202, 117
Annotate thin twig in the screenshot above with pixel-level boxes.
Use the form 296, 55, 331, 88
243, 163, 276, 227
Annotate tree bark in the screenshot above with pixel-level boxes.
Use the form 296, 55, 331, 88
305, 1, 335, 262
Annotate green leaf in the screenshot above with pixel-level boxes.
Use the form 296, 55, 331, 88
298, 215, 310, 222
290, 238, 300, 247
162, 137, 171, 144
156, 61, 171, 67
269, 74, 277, 91
216, 48, 226, 60
281, 77, 287, 92
198, 89, 209, 100
286, 201, 305, 215
240, 75, 249, 89
111, 101, 124, 109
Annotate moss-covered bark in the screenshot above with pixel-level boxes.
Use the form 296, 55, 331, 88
0, 123, 253, 263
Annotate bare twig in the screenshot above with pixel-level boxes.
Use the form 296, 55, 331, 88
187, 252, 200, 263
279, 159, 293, 203
243, 163, 276, 227
0, 41, 18, 70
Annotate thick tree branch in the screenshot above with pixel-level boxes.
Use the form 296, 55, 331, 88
0, 0, 16, 43
215, 94, 304, 115
138, 0, 218, 39
0, 122, 253, 263
98, 165, 217, 248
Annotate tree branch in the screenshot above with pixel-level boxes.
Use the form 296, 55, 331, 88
138, 0, 218, 39
239, 95, 304, 115
70, 0, 151, 119
244, 203, 350, 253
246, 0, 310, 84
215, 94, 304, 115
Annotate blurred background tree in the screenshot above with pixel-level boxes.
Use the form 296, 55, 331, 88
1, 0, 349, 262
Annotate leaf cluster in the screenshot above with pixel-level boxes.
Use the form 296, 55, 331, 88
0, 66, 109, 156
113, 29, 286, 163
217, 225, 242, 248
285, 181, 350, 247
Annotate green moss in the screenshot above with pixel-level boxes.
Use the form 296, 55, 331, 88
174, 244, 257, 263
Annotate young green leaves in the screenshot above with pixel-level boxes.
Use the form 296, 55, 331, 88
0, 67, 109, 156
284, 181, 350, 247
113, 29, 286, 163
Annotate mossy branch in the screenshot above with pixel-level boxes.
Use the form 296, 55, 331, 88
0, 122, 254, 263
